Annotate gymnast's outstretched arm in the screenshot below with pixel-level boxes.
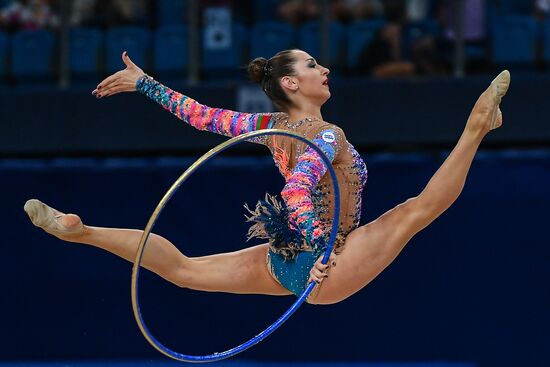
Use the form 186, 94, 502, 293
93, 52, 276, 139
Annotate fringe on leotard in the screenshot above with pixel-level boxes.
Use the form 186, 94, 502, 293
244, 193, 306, 261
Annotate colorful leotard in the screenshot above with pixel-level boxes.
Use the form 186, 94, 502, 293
136, 75, 368, 298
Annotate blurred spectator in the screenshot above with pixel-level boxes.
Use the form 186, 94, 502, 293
331, 0, 384, 22
278, 0, 320, 25
435, 0, 489, 73
68, 0, 153, 28
0, 0, 58, 32
103, 0, 152, 27
535, 0, 550, 19
438, 0, 485, 42
407, 0, 431, 21
356, 0, 443, 77
70, 0, 102, 27
278, 0, 388, 25
357, 22, 417, 77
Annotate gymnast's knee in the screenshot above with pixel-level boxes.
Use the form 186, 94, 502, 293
401, 196, 437, 231
167, 257, 209, 290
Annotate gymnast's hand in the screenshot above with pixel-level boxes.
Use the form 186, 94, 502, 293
308, 252, 337, 285
92, 51, 145, 98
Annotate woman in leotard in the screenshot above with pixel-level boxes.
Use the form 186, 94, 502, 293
24, 50, 509, 305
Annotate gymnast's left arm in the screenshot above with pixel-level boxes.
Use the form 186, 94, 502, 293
280, 127, 344, 253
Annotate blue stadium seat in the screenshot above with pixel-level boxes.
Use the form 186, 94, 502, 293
253, 0, 280, 21
106, 27, 151, 73
499, 0, 534, 15
154, 25, 188, 76
491, 16, 537, 65
347, 20, 385, 70
543, 20, 550, 63
11, 30, 56, 80
0, 31, 6, 79
69, 27, 103, 77
156, 0, 187, 25
201, 23, 247, 78
250, 21, 295, 59
298, 21, 345, 68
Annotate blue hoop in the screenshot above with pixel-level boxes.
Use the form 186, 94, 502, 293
131, 129, 341, 362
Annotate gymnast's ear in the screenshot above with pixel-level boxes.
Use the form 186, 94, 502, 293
280, 76, 298, 92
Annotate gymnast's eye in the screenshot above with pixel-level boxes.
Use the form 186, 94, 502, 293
308, 62, 317, 68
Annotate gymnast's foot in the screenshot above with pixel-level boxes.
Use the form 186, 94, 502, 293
24, 199, 85, 241
467, 70, 510, 135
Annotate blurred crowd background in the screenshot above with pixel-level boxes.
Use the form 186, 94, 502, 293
1, 0, 550, 85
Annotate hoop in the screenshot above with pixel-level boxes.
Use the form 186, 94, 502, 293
131, 129, 341, 362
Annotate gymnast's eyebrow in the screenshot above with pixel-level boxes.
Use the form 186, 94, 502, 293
305, 58, 317, 63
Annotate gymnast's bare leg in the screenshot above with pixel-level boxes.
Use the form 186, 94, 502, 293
308, 70, 510, 305
24, 202, 291, 296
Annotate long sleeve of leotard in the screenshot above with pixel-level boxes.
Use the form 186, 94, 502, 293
136, 75, 275, 138
280, 127, 343, 251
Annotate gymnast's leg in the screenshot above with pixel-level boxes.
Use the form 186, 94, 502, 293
23, 201, 291, 296
310, 70, 510, 305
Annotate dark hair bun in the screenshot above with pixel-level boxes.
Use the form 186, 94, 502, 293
247, 57, 267, 84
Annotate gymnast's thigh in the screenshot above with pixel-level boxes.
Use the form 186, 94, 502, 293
310, 199, 422, 305
185, 243, 293, 296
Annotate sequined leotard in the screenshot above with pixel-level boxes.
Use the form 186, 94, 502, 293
137, 75, 368, 297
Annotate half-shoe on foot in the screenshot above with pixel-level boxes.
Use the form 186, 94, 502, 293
24, 199, 84, 238
489, 70, 510, 131
491, 70, 511, 105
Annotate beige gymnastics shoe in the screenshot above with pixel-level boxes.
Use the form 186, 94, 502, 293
489, 70, 510, 130
490, 70, 511, 106
24, 199, 84, 238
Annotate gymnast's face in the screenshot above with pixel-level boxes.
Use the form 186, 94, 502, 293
281, 50, 331, 106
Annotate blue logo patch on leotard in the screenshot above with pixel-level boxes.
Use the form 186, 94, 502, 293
322, 131, 336, 143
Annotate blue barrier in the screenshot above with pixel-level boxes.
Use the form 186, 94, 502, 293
2, 150, 549, 366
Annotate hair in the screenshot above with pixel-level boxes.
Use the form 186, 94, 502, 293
247, 49, 298, 112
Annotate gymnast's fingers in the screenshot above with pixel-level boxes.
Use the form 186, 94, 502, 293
96, 81, 124, 98
311, 266, 328, 280
308, 274, 324, 284
98, 82, 133, 98
314, 253, 335, 272
314, 261, 329, 273
100, 83, 135, 98
96, 72, 121, 91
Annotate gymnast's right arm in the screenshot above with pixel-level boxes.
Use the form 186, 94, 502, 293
136, 75, 274, 138
93, 51, 275, 139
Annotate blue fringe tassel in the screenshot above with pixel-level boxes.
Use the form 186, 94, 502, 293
244, 193, 306, 260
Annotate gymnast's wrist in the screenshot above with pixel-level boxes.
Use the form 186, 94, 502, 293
136, 74, 156, 94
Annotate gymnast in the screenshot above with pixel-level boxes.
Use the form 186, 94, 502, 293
24, 50, 510, 305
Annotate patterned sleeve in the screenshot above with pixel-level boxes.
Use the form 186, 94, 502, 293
280, 127, 344, 251
136, 75, 275, 139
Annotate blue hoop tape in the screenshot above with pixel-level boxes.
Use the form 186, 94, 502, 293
131, 129, 340, 362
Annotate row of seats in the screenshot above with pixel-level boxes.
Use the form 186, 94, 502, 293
1, 21, 385, 81
1, 17, 549, 82
121, 0, 550, 25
